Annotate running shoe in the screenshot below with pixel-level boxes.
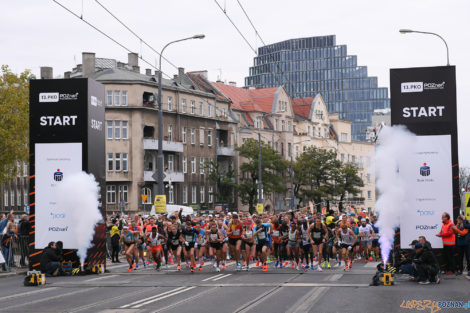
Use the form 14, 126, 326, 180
263, 265, 268, 272
143, 263, 147, 269
317, 266, 323, 272
279, 263, 283, 269
310, 265, 315, 270
296, 264, 300, 271
303, 264, 310, 270
216, 266, 221, 272
291, 263, 295, 269
133, 265, 139, 271
190, 267, 195, 273
222, 264, 226, 270
128, 267, 133, 272
275, 261, 279, 268
146, 261, 150, 265
132, 262, 136, 268
198, 266, 203, 271
283, 261, 289, 267
245, 266, 249, 271
369, 256, 373, 261
418, 280, 430, 285
201, 260, 205, 266
327, 262, 331, 269
301, 263, 305, 268
153, 261, 156, 265
256, 260, 260, 267
177, 265, 181, 271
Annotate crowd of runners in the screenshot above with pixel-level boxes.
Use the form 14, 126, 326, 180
107, 209, 380, 273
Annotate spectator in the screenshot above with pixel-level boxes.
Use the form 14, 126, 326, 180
18, 214, 31, 267
110, 219, 121, 263
451, 215, 469, 276
0, 210, 14, 234
40, 241, 64, 276
1, 221, 17, 271
418, 236, 432, 250
436, 212, 455, 274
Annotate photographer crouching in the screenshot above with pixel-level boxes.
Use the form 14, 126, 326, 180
412, 242, 440, 284
40, 241, 65, 277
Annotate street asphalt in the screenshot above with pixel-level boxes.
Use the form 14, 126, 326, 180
0, 259, 469, 313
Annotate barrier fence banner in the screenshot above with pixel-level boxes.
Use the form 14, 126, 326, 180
390, 66, 459, 249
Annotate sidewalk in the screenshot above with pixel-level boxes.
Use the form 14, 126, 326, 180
0, 267, 28, 279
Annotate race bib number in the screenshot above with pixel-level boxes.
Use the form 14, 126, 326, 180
233, 229, 240, 236
273, 230, 280, 237
171, 239, 179, 245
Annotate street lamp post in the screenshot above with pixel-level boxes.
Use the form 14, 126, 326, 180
399, 29, 450, 66
258, 132, 263, 206
154, 34, 205, 199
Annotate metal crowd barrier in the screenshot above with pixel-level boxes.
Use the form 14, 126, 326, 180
1, 234, 29, 272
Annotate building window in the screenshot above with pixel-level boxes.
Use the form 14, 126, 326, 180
222, 108, 226, 117
114, 121, 121, 139
182, 127, 187, 144
114, 90, 120, 106
341, 153, 345, 162
168, 185, 174, 204
341, 133, 348, 142
200, 186, 205, 203
208, 186, 213, 203
119, 185, 128, 203
191, 157, 196, 174
351, 155, 356, 164
10, 190, 15, 207
295, 145, 299, 157
107, 153, 113, 171
168, 125, 173, 142
200, 157, 204, 174
17, 189, 21, 206
288, 143, 292, 157
207, 130, 212, 146
142, 187, 152, 204
199, 102, 203, 116
107, 90, 113, 106
183, 156, 187, 173
167, 96, 173, 111
190, 128, 195, 145
115, 153, 121, 171
281, 120, 285, 131
168, 155, 174, 172
367, 191, 372, 199
122, 91, 128, 106
192, 185, 197, 204
256, 116, 262, 129
275, 142, 278, 151
23, 163, 27, 177
181, 99, 186, 113
275, 119, 279, 131
183, 186, 188, 204
122, 153, 128, 172
208, 103, 212, 117
122, 121, 128, 139
281, 142, 284, 156
24, 190, 27, 206
107, 185, 116, 204
190, 100, 195, 114
288, 121, 291, 132
307, 125, 311, 135
367, 173, 371, 183
107, 121, 113, 139
199, 128, 204, 146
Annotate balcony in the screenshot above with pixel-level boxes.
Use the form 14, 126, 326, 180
216, 145, 235, 157
143, 139, 183, 153
144, 171, 184, 183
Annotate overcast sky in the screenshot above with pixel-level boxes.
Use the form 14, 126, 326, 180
1, 0, 469, 165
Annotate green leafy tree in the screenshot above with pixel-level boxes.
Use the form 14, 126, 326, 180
236, 138, 288, 214
333, 162, 364, 212
207, 159, 236, 204
0, 65, 32, 185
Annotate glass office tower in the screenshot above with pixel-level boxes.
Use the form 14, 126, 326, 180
245, 35, 389, 141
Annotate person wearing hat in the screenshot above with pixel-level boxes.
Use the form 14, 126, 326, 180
413, 242, 440, 284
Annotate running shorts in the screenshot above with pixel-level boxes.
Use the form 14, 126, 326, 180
210, 242, 222, 250
256, 240, 267, 252
151, 245, 163, 253
184, 242, 195, 251
228, 237, 241, 246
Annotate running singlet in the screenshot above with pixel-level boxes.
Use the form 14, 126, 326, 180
209, 230, 220, 242
244, 229, 253, 240
359, 224, 373, 238
311, 224, 325, 242
254, 225, 268, 241
301, 226, 310, 245
182, 227, 198, 243
123, 232, 134, 244
340, 228, 354, 245
148, 233, 161, 246
288, 229, 297, 242
229, 223, 242, 238
371, 224, 379, 239
168, 231, 181, 246
271, 225, 281, 243
196, 229, 205, 244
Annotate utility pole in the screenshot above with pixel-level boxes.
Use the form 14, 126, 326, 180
258, 132, 263, 205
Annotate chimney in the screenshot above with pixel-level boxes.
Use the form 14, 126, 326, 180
173, 74, 178, 80
178, 67, 185, 77
145, 68, 152, 76
64, 71, 71, 79
128, 52, 138, 67
132, 65, 140, 73
229, 81, 237, 87
40, 67, 53, 79
82, 52, 96, 77
190, 70, 208, 79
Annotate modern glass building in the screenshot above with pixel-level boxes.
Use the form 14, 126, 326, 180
245, 35, 390, 141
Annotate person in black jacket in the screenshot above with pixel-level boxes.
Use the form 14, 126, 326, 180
40, 242, 64, 276
413, 243, 440, 284
17, 215, 31, 267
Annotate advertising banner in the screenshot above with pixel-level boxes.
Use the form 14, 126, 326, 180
390, 66, 459, 249
35, 143, 82, 249
398, 135, 452, 249
154, 195, 167, 213
465, 193, 470, 220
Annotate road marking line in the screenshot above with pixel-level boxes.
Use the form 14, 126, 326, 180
0, 287, 58, 302
287, 287, 328, 313
284, 282, 368, 287
0, 288, 97, 312
211, 274, 232, 281
152, 287, 219, 313
328, 274, 343, 281
132, 286, 196, 308
120, 287, 186, 308
201, 274, 224, 281
84, 274, 117, 282
364, 261, 380, 268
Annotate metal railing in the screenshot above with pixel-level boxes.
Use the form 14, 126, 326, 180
1, 234, 29, 272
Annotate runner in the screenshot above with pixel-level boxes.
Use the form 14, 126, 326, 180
146, 226, 165, 270
207, 223, 224, 272
337, 223, 357, 271
195, 223, 206, 271
271, 218, 283, 269
241, 220, 255, 271
121, 226, 139, 272
370, 216, 380, 261
287, 222, 300, 270
182, 220, 199, 272
253, 218, 270, 272
300, 219, 314, 270
217, 220, 229, 270
227, 213, 244, 271
358, 218, 375, 262
167, 224, 183, 271
308, 217, 328, 271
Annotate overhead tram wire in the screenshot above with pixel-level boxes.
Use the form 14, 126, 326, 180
213, 0, 257, 54
94, 0, 179, 71
235, 0, 266, 46
52, 0, 173, 80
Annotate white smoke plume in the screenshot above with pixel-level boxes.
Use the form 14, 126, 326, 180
375, 126, 416, 265
56, 172, 102, 268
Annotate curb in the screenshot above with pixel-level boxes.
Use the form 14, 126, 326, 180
0, 269, 28, 279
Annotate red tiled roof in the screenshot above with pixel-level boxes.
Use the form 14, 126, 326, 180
187, 73, 228, 102
292, 97, 315, 119
212, 82, 278, 113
